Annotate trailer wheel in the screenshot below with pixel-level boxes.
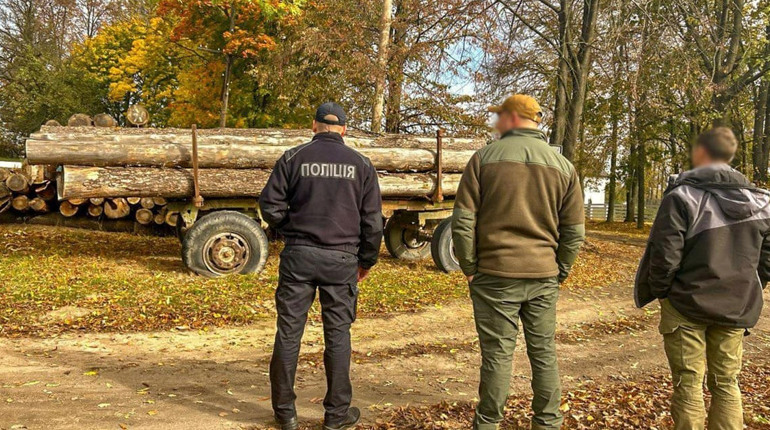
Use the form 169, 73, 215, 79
431, 218, 460, 273
384, 211, 430, 260
181, 211, 269, 278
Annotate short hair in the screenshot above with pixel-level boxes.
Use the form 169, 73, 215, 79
695, 127, 737, 162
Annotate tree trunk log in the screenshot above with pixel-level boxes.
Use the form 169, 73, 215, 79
126, 197, 141, 205
154, 208, 167, 225
29, 126, 483, 150
6, 173, 29, 193
35, 182, 57, 201
87, 203, 104, 218
29, 197, 49, 212
165, 211, 179, 227
104, 198, 131, 219
58, 166, 461, 199
152, 197, 167, 206
140, 197, 155, 209
136, 208, 154, 225
28, 213, 148, 234
0, 183, 10, 199
26, 140, 475, 172
68, 198, 87, 206
89, 197, 105, 205
11, 195, 29, 211
0, 196, 10, 214
59, 200, 79, 217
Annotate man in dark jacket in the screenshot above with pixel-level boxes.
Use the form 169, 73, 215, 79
635, 127, 769, 430
260, 102, 383, 430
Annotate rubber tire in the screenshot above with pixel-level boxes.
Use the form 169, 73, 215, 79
431, 218, 460, 273
181, 211, 269, 278
384, 211, 431, 260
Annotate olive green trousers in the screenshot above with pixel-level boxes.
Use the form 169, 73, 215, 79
470, 273, 562, 430
660, 299, 744, 430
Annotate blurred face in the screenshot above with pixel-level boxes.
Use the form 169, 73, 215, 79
494, 111, 537, 135
494, 111, 518, 135
691, 145, 710, 168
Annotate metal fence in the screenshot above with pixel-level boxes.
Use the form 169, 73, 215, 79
584, 203, 660, 222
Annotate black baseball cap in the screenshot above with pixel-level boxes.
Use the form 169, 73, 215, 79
315, 102, 347, 126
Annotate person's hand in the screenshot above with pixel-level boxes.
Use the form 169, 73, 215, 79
467, 275, 474, 284
358, 267, 370, 282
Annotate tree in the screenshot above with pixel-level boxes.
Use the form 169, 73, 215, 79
157, 0, 305, 127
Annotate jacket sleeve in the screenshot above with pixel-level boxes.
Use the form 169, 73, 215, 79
358, 162, 383, 269
556, 169, 586, 282
647, 192, 689, 298
758, 233, 770, 289
452, 152, 481, 276
259, 154, 291, 229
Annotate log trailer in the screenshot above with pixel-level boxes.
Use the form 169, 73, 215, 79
163, 128, 460, 278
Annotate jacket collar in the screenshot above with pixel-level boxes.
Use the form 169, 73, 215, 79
312, 132, 345, 144
500, 128, 547, 142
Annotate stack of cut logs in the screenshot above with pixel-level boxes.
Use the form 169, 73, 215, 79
0, 165, 176, 228
19, 122, 483, 231
0, 165, 57, 216
26, 126, 481, 200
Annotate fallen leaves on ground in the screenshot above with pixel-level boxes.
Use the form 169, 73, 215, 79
358, 364, 770, 429
1, 223, 645, 336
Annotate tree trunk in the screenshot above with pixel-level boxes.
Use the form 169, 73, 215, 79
11, 195, 29, 211
371, 0, 393, 134
636, 139, 646, 229
550, 0, 570, 147
219, 7, 236, 128
562, 0, 599, 162
58, 166, 462, 199
59, 200, 79, 217
136, 208, 154, 225
0, 183, 10, 199
30, 127, 483, 150
6, 173, 29, 193
87, 203, 104, 218
140, 197, 155, 209
29, 197, 48, 212
607, 116, 618, 222
35, 182, 56, 201
26, 139, 475, 172
104, 198, 131, 219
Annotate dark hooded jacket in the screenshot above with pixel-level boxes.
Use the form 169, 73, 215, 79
635, 164, 770, 328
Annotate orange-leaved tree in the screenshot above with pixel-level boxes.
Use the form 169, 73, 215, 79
157, 0, 305, 128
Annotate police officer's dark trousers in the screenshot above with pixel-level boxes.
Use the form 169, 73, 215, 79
270, 245, 359, 423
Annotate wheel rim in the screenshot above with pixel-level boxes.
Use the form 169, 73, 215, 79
202, 232, 251, 275
401, 227, 426, 249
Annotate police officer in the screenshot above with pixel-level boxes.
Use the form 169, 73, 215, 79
260, 102, 383, 430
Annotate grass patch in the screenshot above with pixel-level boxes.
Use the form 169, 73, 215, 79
0, 223, 641, 336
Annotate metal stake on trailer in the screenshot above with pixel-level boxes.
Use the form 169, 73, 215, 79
191, 124, 204, 209
433, 129, 444, 203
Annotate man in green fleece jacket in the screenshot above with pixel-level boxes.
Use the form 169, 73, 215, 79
452, 94, 585, 430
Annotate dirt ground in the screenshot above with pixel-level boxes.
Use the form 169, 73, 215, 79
1, 230, 769, 429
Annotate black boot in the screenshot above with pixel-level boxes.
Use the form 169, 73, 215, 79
323, 406, 361, 430
275, 415, 298, 430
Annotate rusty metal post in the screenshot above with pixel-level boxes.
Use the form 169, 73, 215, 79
191, 124, 204, 208
433, 129, 444, 203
